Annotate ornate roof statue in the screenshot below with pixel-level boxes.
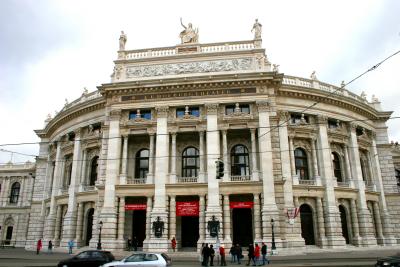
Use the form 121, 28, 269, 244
310, 71, 317, 80
119, 31, 127, 51
252, 19, 262, 39
273, 64, 280, 72
179, 18, 199, 44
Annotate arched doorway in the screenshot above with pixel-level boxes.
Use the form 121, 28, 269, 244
85, 208, 94, 246
300, 204, 315, 245
339, 205, 350, 244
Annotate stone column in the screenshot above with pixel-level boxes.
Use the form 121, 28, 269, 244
147, 133, 155, 184
118, 197, 125, 241
169, 195, 176, 242
350, 199, 361, 245
250, 128, 259, 181
205, 103, 222, 242
170, 133, 177, 183
75, 202, 84, 247
0, 177, 7, 206
80, 149, 87, 186
316, 197, 327, 247
371, 135, 396, 245
256, 101, 279, 242
147, 106, 169, 251
54, 205, 62, 244
18, 178, 26, 207
372, 201, 384, 244
288, 135, 298, 185
347, 123, 376, 246
144, 196, 153, 242
311, 137, 321, 185
120, 134, 129, 184
62, 129, 83, 247
199, 131, 206, 182
223, 195, 232, 245
45, 141, 63, 240
343, 145, 353, 187
253, 194, 262, 242
198, 194, 206, 249
222, 130, 230, 181
99, 110, 122, 248
316, 115, 345, 247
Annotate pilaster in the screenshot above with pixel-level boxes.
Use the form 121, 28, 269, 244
199, 131, 206, 182
170, 133, 177, 183
250, 128, 259, 181
119, 134, 128, 184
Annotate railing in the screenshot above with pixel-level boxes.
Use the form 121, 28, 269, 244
83, 185, 96, 191
337, 181, 350, 187
127, 178, 146, 184
299, 179, 316, 185
0, 161, 35, 170
230, 175, 251, 182
177, 177, 198, 183
123, 40, 256, 60
59, 90, 102, 114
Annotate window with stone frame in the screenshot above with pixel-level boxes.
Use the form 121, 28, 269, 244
129, 109, 152, 120
176, 106, 200, 118
328, 119, 341, 129
135, 149, 149, 179
395, 169, 400, 186
9, 182, 20, 204
332, 152, 343, 182
63, 156, 73, 187
230, 144, 250, 176
294, 148, 309, 180
89, 156, 99, 186
225, 103, 250, 115
181, 147, 199, 177
290, 113, 309, 124
360, 156, 368, 182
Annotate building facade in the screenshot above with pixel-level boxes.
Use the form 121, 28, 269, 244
2, 21, 400, 251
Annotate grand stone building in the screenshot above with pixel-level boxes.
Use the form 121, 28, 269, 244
2, 20, 400, 251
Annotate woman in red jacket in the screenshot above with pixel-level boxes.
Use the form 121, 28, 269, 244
254, 243, 261, 266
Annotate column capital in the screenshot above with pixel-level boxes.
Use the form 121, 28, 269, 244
370, 131, 377, 139
109, 109, 122, 120
250, 128, 257, 134
256, 100, 270, 112
155, 106, 169, 117
205, 103, 219, 115
277, 110, 290, 122
316, 115, 328, 124
348, 122, 358, 131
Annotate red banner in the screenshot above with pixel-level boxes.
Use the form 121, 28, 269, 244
230, 201, 254, 209
125, 204, 147, 210
176, 201, 199, 216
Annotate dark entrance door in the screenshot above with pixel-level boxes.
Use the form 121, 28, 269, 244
339, 205, 350, 244
132, 210, 146, 247
181, 216, 199, 247
300, 204, 315, 245
232, 208, 253, 246
85, 208, 94, 246
5, 226, 13, 245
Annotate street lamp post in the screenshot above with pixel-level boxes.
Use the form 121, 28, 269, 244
97, 221, 103, 250
270, 218, 276, 253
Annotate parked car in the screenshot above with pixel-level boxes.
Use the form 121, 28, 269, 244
376, 254, 400, 267
101, 252, 172, 267
57, 250, 115, 267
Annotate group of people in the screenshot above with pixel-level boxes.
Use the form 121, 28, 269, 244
127, 236, 139, 251
240, 243, 270, 266
200, 243, 227, 266
36, 239, 74, 254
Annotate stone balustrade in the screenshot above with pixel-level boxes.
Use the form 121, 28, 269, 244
299, 179, 316, 185
0, 162, 35, 170
127, 178, 146, 184
230, 175, 251, 182
176, 176, 198, 183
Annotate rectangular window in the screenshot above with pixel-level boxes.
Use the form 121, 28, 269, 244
328, 119, 340, 129
176, 107, 200, 117
129, 110, 152, 120
291, 114, 308, 124
225, 104, 250, 115
225, 105, 235, 115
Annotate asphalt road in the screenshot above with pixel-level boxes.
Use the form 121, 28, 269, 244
0, 247, 398, 267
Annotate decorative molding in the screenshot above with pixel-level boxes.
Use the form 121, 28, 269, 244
256, 100, 270, 112
109, 109, 122, 120
316, 115, 328, 124
277, 110, 290, 122
205, 103, 219, 115
155, 106, 169, 117
126, 58, 254, 78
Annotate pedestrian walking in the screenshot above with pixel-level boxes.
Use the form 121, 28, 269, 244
36, 239, 42, 254
230, 245, 236, 263
67, 240, 74, 254
236, 244, 243, 265
209, 244, 215, 266
47, 240, 53, 254
246, 243, 255, 266
127, 238, 132, 251
200, 243, 205, 264
219, 245, 227, 266
202, 243, 210, 266
254, 243, 260, 266
171, 237, 177, 252
132, 236, 138, 251
261, 242, 269, 265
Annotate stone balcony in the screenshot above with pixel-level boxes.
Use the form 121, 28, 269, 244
177, 176, 198, 183
230, 175, 251, 182
299, 179, 316, 186
127, 178, 146, 185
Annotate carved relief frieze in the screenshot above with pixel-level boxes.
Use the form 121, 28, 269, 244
125, 58, 254, 78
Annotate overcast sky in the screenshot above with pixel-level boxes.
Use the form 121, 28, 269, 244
0, 0, 399, 164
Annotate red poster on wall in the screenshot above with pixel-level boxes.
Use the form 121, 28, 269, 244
176, 201, 199, 216
230, 201, 254, 209
125, 204, 147, 210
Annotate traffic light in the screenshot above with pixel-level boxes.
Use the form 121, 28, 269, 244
216, 160, 224, 179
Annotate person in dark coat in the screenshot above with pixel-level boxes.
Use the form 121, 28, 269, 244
209, 244, 215, 266
246, 244, 255, 266
202, 243, 210, 266
261, 242, 269, 265
230, 245, 237, 263
236, 244, 243, 265
132, 236, 138, 251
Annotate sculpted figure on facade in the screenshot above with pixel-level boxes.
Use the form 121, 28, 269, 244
273, 64, 280, 72
310, 71, 317, 80
179, 18, 199, 44
119, 31, 127, 51
252, 19, 262, 39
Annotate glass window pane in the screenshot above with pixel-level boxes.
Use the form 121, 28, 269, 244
176, 109, 185, 117
241, 105, 250, 114
191, 107, 200, 117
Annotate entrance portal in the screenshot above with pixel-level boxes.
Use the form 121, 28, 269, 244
232, 208, 253, 246
85, 208, 94, 246
132, 210, 146, 247
339, 205, 350, 244
5, 226, 13, 245
181, 216, 199, 247
300, 204, 315, 245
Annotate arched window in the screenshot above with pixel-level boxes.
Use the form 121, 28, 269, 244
231, 145, 250, 176
89, 156, 99, 186
294, 148, 309, 180
10, 182, 20, 204
360, 157, 367, 181
332, 152, 343, 182
182, 147, 199, 177
135, 149, 149, 178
